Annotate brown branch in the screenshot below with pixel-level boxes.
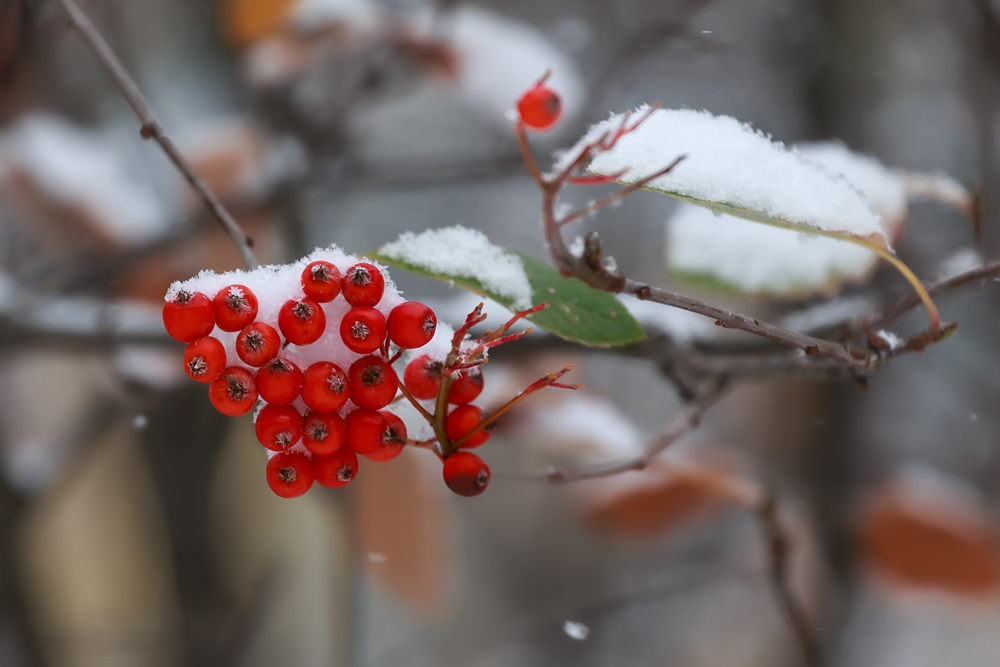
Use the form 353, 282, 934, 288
53, 0, 259, 270
506, 380, 727, 483
757, 492, 823, 667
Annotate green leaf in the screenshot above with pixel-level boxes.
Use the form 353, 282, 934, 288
369, 249, 646, 347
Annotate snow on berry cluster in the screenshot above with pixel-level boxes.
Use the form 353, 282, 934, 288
162, 247, 492, 498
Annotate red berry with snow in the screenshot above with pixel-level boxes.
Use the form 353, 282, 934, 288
266, 451, 314, 498
342, 263, 384, 307
254, 404, 303, 451
442, 451, 490, 497
340, 307, 386, 354
345, 408, 389, 455
209, 367, 258, 416
517, 83, 562, 131
301, 361, 349, 412
403, 355, 443, 400
255, 357, 303, 405
314, 448, 359, 488
163, 291, 215, 342
213, 284, 258, 332
365, 411, 406, 462
449, 368, 484, 405
446, 404, 490, 448
183, 336, 226, 383
387, 302, 437, 349
302, 411, 346, 456
348, 356, 398, 410
279, 297, 326, 346
301, 261, 342, 303
236, 321, 280, 367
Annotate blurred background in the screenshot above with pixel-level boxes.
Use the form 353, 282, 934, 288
0, 0, 997, 665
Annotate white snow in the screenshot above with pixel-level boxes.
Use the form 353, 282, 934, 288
559, 108, 886, 242
875, 329, 904, 350
563, 621, 590, 640
0, 113, 169, 244
665, 142, 910, 296
378, 226, 533, 310
167, 246, 405, 415
778, 296, 878, 332
291, 0, 382, 33
516, 393, 645, 461
446, 6, 585, 130
936, 248, 982, 281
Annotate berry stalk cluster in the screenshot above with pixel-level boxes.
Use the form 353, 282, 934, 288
163, 249, 578, 498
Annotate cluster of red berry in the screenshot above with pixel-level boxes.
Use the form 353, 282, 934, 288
163, 257, 492, 499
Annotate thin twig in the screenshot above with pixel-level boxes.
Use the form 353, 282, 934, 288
53, 0, 259, 269
757, 492, 824, 667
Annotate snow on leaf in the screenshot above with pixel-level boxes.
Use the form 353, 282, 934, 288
559, 108, 887, 245
666, 142, 911, 297
373, 227, 645, 347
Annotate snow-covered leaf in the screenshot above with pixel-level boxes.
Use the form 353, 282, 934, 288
372, 226, 645, 347
561, 109, 888, 246
666, 142, 911, 297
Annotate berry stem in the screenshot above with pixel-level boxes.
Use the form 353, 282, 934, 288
396, 377, 435, 422
449, 366, 582, 451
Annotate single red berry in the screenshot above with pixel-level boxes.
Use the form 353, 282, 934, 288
183, 336, 226, 383
403, 355, 443, 400
313, 448, 359, 488
341, 263, 384, 307
442, 451, 490, 497
278, 297, 326, 346
266, 451, 314, 498
445, 404, 490, 448
517, 82, 562, 131
302, 411, 346, 456
212, 284, 258, 332
339, 307, 387, 354
301, 261, 342, 303
302, 361, 349, 412
209, 367, 258, 416
163, 290, 215, 342
348, 356, 398, 410
387, 302, 437, 349
255, 357, 303, 406
345, 408, 389, 455
365, 410, 406, 462
236, 321, 280, 367
449, 367, 484, 405
254, 404, 303, 451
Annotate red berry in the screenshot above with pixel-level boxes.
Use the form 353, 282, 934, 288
445, 405, 490, 448
254, 404, 303, 451
301, 261, 341, 303
403, 355, 443, 400
313, 448, 359, 488
183, 336, 226, 383
163, 290, 215, 342
442, 451, 490, 497
348, 356, 398, 410
345, 408, 388, 455
255, 357, 303, 405
209, 367, 258, 416
236, 322, 280, 367
278, 298, 326, 346
301, 362, 349, 412
212, 284, 258, 332
302, 411, 346, 455
266, 451, 314, 498
449, 367, 484, 404
387, 302, 437, 349
340, 307, 387, 354
365, 410, 406, 462
517, 83, 562, 131
342, 263, 384, 307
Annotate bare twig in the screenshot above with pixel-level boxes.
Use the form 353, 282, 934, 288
757, 492, 823, 667
53, 0, 259, 269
